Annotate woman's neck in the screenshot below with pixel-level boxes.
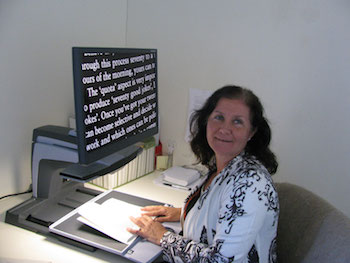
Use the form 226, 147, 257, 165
215, 159, 230, 174
215, 151, 243, 173
204, 153, 241, 190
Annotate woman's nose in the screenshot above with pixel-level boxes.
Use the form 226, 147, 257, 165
218, 122, 232, 134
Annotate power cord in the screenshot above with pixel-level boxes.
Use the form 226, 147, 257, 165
0, 184, 32, 201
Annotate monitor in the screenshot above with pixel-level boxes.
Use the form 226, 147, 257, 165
72, 47, 158, 165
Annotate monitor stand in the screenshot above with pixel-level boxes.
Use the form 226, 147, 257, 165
60, 144, 142, 182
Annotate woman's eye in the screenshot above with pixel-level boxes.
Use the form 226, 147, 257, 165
214, 115, 224, 121
233, 119, 243, 125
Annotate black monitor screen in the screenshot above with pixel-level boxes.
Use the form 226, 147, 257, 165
72, 47, 158, 165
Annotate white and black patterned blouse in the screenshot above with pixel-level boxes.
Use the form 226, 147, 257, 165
160, 153, 279, 263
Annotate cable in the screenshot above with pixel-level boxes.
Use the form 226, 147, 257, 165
0, 185, 32, 201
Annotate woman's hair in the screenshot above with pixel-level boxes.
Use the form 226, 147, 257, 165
189, 85, 278, 174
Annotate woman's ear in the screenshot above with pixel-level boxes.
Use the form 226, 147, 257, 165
248, 128, 257, 141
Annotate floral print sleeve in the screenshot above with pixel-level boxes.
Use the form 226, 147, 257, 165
160, 231, 234, 263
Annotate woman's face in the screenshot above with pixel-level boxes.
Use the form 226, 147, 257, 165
206, 98, 255, 166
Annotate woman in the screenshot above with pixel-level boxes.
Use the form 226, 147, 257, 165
128, 85, 279, 262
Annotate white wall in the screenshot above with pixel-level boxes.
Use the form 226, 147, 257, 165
1, 0, 350, 218
0, 0, 127, 195
126, 0, 350, 217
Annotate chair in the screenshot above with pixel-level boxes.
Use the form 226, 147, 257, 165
276, 182, 350, 263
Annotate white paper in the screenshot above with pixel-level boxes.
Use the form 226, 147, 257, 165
77, 198, 142, 245
185, 88, 213, 142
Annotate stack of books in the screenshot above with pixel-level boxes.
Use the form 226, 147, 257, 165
89, 137, 156, 189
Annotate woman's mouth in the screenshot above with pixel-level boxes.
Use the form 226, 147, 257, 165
215, 137, 232, 143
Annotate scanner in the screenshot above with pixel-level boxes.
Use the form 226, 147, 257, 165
5, 125, 168, 262
6, 125, 104, 236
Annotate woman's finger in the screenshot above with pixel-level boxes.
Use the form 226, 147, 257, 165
129, 216, 145, 228
141, 206, 164, 216
141, 205, 161, 211
129, 215, 153, 227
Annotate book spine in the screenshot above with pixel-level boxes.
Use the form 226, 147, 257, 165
87, 137, 156, 188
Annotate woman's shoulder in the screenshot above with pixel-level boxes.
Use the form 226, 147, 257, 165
217, 154, 279, 215
218, 153, 275, 188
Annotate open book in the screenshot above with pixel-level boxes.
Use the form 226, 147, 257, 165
77, 198, 142, 245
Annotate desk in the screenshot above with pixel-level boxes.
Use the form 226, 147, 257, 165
0, 171, 189, 263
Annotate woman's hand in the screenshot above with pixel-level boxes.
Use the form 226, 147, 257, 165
141, 206, 181, 222
126, 206, 180, 245
127, 215, 167, 245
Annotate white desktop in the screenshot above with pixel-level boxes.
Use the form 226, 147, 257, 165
0, 171, 189, 263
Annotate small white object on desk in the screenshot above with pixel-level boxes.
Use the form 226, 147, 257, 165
162, 166, 200, 186
155, 166, 207, 191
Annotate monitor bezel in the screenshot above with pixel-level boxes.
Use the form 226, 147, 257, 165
72, 47, 159, 165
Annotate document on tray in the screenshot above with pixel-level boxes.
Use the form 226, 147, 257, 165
77, 198, 142, 245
